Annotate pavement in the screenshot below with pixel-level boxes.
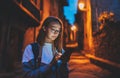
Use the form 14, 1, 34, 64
68, 52, 118, 78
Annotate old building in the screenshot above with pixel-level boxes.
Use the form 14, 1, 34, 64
0, 0, 68, 75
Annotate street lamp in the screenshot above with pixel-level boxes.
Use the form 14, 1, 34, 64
78, 2, 87, 11
71, 25, 77, 31
78, 3, 84, 10
70, 25, 77, 41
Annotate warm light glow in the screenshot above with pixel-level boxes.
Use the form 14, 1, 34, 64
70, 25, 77, 41
78, 3, 85, 10
71, 25, 77, 31
70, 32, 74, 41
66, 42, 78, 48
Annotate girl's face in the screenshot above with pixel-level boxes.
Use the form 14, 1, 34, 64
45, 22, 61, 43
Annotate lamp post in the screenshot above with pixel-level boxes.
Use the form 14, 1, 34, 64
78, 0, 93, 51
71, 25, 77, 41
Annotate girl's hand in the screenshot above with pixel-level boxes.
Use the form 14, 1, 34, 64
50, 52, 62, 65
55, 52, 62, 61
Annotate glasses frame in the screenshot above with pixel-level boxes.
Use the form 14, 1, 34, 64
49, 27, 61, 34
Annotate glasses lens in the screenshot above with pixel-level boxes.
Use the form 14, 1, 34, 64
50, 28, 60, 34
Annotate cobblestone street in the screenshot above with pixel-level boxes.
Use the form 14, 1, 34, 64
68, 52, 117, 78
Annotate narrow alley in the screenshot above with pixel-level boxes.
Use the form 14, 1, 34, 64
0, 0, 120, 78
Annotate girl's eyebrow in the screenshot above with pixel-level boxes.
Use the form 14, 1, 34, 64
50, 25, 58, 27
50, 25, 61, 29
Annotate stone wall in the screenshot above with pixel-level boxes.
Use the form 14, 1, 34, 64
93, 21, 120, 63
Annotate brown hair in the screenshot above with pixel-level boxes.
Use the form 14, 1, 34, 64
37, 16, 64, 52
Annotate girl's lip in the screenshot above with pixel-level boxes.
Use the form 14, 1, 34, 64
52, 36, 57, 38
52, 36, 56, 37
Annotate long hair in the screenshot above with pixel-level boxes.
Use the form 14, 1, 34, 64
37, 16, 64, 52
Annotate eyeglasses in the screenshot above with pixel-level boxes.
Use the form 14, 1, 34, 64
49, 28, 61, 34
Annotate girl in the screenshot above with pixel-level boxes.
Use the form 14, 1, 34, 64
22, 16, 69, 78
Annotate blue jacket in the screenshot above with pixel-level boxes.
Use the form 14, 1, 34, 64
22, 58, 69, 78
22, 43, 69, 78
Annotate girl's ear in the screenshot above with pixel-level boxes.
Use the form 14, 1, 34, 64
42, 26, 46, 31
